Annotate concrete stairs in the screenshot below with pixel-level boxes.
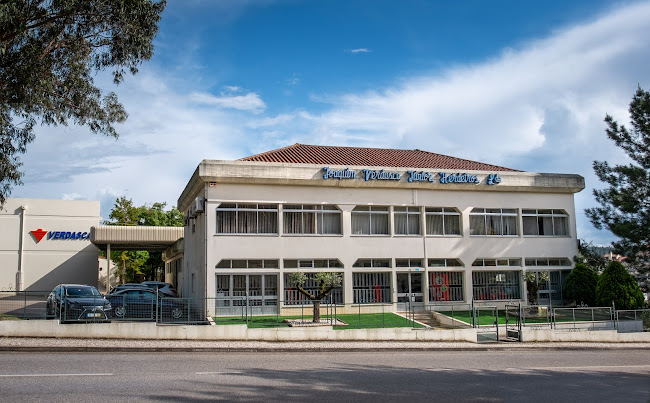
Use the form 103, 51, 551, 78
397, 311, 446, 328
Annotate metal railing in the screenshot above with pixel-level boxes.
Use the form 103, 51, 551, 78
552, 307, 615, 330
615, 309, 650, 333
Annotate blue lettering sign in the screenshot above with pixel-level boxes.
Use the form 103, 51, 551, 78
407, 171, 434, 183
322, 167, 356, 180
486, 173, 502, 185
438, 172, 480, 184
362, 169, 401, 181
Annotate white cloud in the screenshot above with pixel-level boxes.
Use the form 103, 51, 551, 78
346, 48, 371, 54
189, 91, 266, 112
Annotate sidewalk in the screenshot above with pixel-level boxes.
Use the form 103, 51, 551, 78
1, 337, 649, 352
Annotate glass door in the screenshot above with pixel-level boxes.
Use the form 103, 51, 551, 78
397, 272, 424, 311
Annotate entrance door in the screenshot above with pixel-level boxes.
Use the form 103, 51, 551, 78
397, 272, 424, 311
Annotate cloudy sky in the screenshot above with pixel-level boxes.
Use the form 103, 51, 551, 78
12, 0, 650, 246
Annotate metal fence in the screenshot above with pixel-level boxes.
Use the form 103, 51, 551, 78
552, 307, 615, 330
616, 309, 650, 333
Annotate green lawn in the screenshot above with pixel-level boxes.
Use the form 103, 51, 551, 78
212, 313, 423, 329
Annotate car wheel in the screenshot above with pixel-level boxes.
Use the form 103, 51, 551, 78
114, 306, 126, 318
171, 307, 183, 319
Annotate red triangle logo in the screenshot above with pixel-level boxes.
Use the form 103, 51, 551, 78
31, 229, 48, 243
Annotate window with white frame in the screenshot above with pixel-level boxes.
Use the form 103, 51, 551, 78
353, 259, 391, 268
522, 209, 569, 236
428, 258, 463, 267
472, 258, 522, 267
524, 257, 572, 266
469, 208, 518, 236
283, 204, 342, 235
216, 203, 278, 234
472, 271, 521, 300
425, 207, 461, 236
216, 260, 279, 269
395, 258, 423, 268
283, 259, 343, 269
353, 272, 392, 303
351, 206, 390, 235
394, 207, 421, 235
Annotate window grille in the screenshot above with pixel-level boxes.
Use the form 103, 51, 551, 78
353, 272, 392, 303
429, 272, 464, 302
472, 271, 521, 300
283, 273, 343, 305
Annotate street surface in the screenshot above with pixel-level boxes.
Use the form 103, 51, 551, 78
0, 350, 648, 402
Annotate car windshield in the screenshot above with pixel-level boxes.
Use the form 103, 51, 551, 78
65, 286, 100, 297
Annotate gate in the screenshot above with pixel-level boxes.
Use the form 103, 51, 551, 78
504, 303, 522, 342
474, 305, 498, 343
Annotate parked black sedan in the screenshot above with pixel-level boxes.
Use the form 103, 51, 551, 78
105, 287, 186, 321
46, 284, 111, 322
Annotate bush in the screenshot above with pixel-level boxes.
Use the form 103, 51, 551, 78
596, 261, 645, 309
565, 263, 598, 306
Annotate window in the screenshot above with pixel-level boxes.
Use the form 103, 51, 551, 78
525, 257, 572, 266
353, 272, 391, 303
216, 274, 278, 308
395, 258, 423, 268
428, 258, 463, 267
353, 259, 391, 268
429, 272, 464, 302
283, 259, 343, 269
394, 207, 421, 235
472, 258, 522, 267
469, 208, 518, 236
472, 271, 521, 300
425, 208, 461, 236
216, 260, 279, 269
216, 203, 278, 234
522, 209, 569, 236
351, 206, 389, 235
283, 205, 342, 235
284, 273, 343, 305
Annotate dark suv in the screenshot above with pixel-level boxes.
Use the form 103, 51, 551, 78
46, 284, 111, 323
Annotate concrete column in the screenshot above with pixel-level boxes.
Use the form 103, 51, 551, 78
16, 205, 27, 291
106, 243, 111, 292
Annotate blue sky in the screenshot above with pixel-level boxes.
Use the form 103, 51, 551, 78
12, 0, 650, 246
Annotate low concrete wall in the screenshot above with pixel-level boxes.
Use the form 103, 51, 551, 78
0, 321, 477, 342
1, 321, 648, 343
522, 328, 650, 342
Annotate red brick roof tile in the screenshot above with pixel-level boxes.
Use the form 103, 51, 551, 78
239, 144, 519, 172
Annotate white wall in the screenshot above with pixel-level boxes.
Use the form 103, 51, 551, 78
0, 198, 101, 291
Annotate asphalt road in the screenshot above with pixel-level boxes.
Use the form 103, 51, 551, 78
0, 350, 648, 402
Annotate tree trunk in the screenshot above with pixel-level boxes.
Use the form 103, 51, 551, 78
312, 301, 321, 323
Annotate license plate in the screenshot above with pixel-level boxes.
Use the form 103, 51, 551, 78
86, 313, 102, 318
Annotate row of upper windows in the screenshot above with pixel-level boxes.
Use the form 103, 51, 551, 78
214, 203, 570, 237
215, 257, 573, 269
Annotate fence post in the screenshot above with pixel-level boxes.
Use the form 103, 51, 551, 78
573, 309, 576, 330
23, 291, 27, 318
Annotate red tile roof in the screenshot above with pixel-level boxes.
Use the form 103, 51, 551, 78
239, 144, 519, 172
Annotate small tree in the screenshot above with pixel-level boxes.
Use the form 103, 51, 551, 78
565, 263, 599, 306
288, 272, 342, 322
596, 261, 644, 309
524, 271, 549, 305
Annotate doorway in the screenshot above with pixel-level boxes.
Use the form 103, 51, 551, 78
396, 272, 424, 311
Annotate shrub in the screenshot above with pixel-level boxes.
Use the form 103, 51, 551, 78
596, 261, 645, 309
565, 263, 598, 306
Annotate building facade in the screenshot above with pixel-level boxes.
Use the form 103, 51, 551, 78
0, 198, 101, 291
177, 144, 585, 314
